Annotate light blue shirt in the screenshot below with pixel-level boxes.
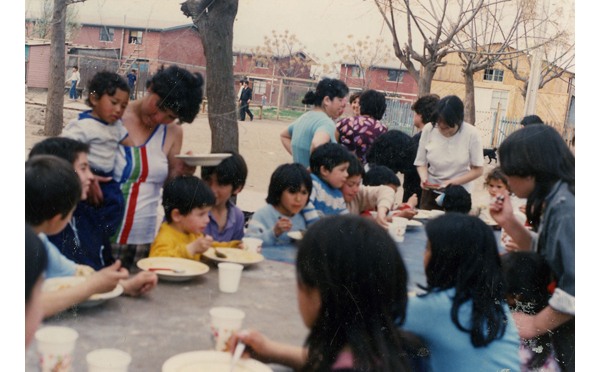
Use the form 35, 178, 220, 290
245, 204, 307, 247
288, 110, 337, 168
38, 232, 77, 278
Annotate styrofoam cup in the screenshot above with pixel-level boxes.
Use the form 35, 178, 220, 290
218, 263, 243, 293
209, 307, 245, 351
390, 217, 408, 242
86, 348, 132, 372
242, 237, 263, 253
35, 326, 79, 372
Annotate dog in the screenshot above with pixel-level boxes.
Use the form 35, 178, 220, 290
483, 148, 498, 164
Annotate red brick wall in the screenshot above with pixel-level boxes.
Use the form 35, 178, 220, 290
26, 44, 52, 89
157, 28, 206, 67
340, 65, 418, 102
72, 25, 125, 50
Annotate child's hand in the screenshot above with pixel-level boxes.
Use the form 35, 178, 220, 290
375, 208, 389, 228
392, 208, 417, 220
87, 260, 129, 294
519, 204, 527, 214
274, 217, 292, 237
489, 190, 514, 226
120, 271, 158, 297
227, 329, 274, 364
407, 193, 418, 208
189, 235, 214, 255
87, 175, 111, 205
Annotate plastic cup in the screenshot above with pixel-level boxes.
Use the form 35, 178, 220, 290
218, 263, 244, 293
209, 307, 245, 351
242, 237, 263, 253
391, 217, 408, 242
86, 348, 132, 372
35, 326, 79, 372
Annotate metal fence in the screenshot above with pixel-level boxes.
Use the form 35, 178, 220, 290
490, 116, 575, 148
381, 99, 417, 135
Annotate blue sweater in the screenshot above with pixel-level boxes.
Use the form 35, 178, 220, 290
302, 174, 348, 225
38, 233, 77, 278
245, 204, 307, 247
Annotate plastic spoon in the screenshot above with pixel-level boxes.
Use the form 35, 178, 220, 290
230, 341, 246, 372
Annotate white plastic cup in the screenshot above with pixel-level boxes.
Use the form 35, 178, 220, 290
209, 307, 245, 351
86, 348, 132, 372
35, 326, 79, 372
218, 263, 244, 293
391, 217, 408, 242
242, 237, 263, 253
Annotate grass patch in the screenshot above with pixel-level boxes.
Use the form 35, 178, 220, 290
250, 107, 305, 121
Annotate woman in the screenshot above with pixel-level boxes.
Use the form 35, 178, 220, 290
108, 65, 204, 270
489, 124, 575, 372
414, 95, 483, 210
336, 89, 388, 164
280, 78, 348, 168
349, 91, 362, 116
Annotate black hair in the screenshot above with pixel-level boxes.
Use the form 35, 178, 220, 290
200, 152, 248, 191
86, 71, 130, 107
359, 90, 387, 120
349, 91, 362, 104
346, 153, 365, 179
26, 223, 48, 303
363, 165, 400, 187
365, 130, 415, 174
498, 124, 574, 230
149, 65, 205, 123
297, 215, 410, 371
28, 137, 90, 165
266, 163, 312, 207
520, 115, 543, 126
302, 78, 349, 107
72, 66, 79, 71
25, 155, 81, 226
500, 251, 554, 369
131, 69, 137, 73
162, 175, 215, 223
411, 94, 440, 124
432, 95, 464, 128
423, 213, 508, 347
484, 167, 510, 193
309, 143, 352, 176
441, 185, 471, 214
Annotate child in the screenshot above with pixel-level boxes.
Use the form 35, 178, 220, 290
149, 176, 240, 260
245, 164, 311, 247
440, 184, 471, 214
363, 164, 401, 191
302, 143, 352, 224
62, 71, 131, 236
25, 223, 48, 348
501, 252, 561, 372
477, 167, 527, 227
229, 215, 415, 371
25, 155, 129, 318
402, 213, 521, 371
201, 152, 248, 244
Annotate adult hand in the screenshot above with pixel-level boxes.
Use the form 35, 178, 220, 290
274, 217, 292, 237
173, 150, 197, 177
120, 271, 158, 297
489, 190, 514, 226
227, 329, 274, 364
87, 175, 112, 205
87, 260, 129, 294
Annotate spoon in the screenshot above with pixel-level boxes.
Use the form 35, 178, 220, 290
214, 248, 227, 259
230, 341, 246, 372
148, 268, 185, 274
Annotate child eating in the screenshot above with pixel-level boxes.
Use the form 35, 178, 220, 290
201, 152, 248, 245
62, 71, 132, 235
150, 175, 239, 260
245, 163, 311, 247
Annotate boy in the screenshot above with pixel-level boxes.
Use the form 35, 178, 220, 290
28, 137, 158, 298
363, 165, 401, 192
150, 175, 236, 260
201, 152, 248, 244
440, 185, 472, 214
25, 155, 129, 317
303, 143, 352, 224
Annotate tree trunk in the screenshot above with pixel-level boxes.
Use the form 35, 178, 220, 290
463, 69, 476, 125
44, 0, 67, 136
182, 0, 239, 153
417, 65, 436, 97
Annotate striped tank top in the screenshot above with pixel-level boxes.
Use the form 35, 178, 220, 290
111, 124, 169, 245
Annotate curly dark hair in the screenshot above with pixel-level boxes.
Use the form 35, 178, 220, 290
149, 65, 204, 123
411, 94, 440, 124
85, 71, 130, 107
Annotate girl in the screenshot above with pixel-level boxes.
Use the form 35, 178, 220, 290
402, 213, 521, 371
477, 167, 526, 225
62, 71, 132, 237
26, 224, 48, 348
280, 78, 349, 168
244, 164, 312, 258
501, 252, 561, 372
230, 215, 416, 371
489, 124, 575, 371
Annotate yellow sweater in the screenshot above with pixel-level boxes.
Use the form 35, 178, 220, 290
149, 222, 240, 261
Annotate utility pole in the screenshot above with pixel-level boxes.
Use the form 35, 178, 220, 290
523, 0, 549, 116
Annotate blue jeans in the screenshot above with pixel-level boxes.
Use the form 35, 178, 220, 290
69, 81, 78, 99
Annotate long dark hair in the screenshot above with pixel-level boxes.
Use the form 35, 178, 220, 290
296, 215, 410, 372
423, 213, 507, 347
302, 78, 348, 107
498, 124, 575, 230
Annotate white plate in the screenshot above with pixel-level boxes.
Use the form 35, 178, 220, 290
203, 248, 265, 266
287, 231, 303, 240
413, 210, 444, 220
42, 276, 124, 307
137, 257, 210, 282
176, 154, 232, 167
163, 351, 272, 372
406, 219, 423, 229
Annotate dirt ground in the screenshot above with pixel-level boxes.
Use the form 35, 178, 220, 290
25, 90, 496, 213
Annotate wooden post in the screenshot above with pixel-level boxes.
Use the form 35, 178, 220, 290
276, 78, 283, 121
259, 105, 263, 119
492, 102, 502, 148
202, 100, 206, 114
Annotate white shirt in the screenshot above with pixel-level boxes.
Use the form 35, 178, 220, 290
68, 71, 80, 83
414, 122, 484, 193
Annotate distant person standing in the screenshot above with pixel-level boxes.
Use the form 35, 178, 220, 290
126, 69, 137, 100
239, 79, 253, 121
65, 66, 81, 100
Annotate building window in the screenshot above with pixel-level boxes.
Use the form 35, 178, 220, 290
483, 68, 504, 82
351, 66, 363, 78
129, 30, 143, 44
253, 80, 266, 94
388, 69, 404, 82
100, 27, 114, 42
255, 58, 269, 68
